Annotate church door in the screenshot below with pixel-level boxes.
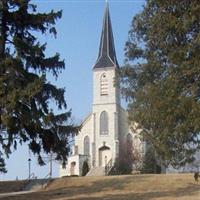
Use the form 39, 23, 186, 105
99, 146, 111, 167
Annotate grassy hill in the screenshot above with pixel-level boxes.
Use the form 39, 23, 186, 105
1, 174, 200, 200
0, 180, 25, 193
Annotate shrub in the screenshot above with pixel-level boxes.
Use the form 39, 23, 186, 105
82, 160, 89, 176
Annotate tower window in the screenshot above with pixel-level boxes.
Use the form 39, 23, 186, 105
100, 111, 108, 135
100, 73, 108, 95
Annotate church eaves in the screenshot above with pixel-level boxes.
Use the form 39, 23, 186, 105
93, 3, 119, 69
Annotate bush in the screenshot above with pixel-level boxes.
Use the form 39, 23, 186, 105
142, 146, 161, 174
82, 160, 89, 176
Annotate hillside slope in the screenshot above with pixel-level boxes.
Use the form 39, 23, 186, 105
1, 174, 200, 200
0, 180, 25, 193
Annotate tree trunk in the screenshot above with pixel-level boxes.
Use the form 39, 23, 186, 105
0, 0, 7, 130
0, 0, 7, 59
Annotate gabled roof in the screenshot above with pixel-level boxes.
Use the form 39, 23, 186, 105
93, 2, 119, 69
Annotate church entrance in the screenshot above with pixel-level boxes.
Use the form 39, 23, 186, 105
99, 146, 111, 167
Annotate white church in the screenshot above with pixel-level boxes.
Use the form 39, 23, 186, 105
59, 3, 144, 177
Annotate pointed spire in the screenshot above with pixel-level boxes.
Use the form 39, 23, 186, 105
93, 2, 119, 69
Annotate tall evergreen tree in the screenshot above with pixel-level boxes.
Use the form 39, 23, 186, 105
0, 0, 78, 173
120, 0, 200, 167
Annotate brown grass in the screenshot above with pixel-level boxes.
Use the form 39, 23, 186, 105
0, 180, 25, 193
1, 174, 200, 200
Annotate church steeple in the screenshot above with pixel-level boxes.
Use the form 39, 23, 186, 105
93, 2, 119, 69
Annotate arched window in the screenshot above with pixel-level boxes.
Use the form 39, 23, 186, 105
70, 162, 76, 175
100, 111, 108, 135
84, 136, 90, 155
100, 73, 108, 95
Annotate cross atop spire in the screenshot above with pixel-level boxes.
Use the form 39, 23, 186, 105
93, 2, 119, 69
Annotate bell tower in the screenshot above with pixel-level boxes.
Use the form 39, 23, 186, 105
92, 2, 120, 168
93, 2, 120, 106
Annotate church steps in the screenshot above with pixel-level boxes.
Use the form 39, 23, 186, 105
86, 167, 105, 176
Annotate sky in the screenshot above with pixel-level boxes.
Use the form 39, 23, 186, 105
1, 0, 145, 181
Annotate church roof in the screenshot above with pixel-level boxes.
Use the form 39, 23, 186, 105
93, 2, 119, 69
